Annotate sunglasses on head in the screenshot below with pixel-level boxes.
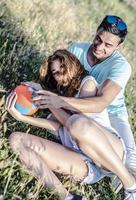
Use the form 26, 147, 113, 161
106, 15, 127, 31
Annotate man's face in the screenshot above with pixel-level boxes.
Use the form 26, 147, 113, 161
92, 30, 121, 60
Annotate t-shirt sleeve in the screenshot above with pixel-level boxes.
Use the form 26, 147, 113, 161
68, 43, 76, 54
68, 43, 84, 61
107, 61, 132, 89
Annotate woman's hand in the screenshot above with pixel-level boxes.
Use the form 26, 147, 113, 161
5, 91, 26, 121
21, 81, 42, 91
33, 90, 63, 109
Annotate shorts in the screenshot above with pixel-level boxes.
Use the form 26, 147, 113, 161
58, 126, 127, 185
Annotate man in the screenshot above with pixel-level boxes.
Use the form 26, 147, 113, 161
67, 15, 136, 153
67, 15, 136, 195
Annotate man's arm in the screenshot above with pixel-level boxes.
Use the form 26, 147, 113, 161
61, 79, 121, 113
33, 79, 121, 113
45, 78, 98, 125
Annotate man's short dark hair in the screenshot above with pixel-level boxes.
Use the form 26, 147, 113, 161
97, 15, 128, 44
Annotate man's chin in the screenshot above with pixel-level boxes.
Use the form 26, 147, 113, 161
93, 51, 103, 59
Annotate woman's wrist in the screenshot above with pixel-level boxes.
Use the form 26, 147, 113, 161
18, 114, 30, 123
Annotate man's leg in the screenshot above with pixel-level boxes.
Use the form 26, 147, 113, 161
109, 113, 135, 149
109, 113, 136, 183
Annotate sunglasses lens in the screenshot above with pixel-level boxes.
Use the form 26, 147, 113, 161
106, 15, 127, 31
117, 21, 127, 31
107, 16, 116, 24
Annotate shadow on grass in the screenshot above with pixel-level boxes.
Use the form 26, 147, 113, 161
0, 2, 44, 92
0, 3, 57, 200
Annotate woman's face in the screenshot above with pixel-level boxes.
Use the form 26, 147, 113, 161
50, 60, 63, 84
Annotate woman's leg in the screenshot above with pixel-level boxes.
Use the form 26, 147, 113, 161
66, 114, 135, 189
9, 132, 88, 199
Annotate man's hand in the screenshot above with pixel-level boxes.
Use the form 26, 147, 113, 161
33, 90, 63, 109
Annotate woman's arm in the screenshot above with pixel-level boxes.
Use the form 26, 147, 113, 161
5, 92, 61, 133
49, 107, 71, 128
21, 115, 61, 133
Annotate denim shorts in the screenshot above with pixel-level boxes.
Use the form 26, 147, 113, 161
58, 126, 127, 185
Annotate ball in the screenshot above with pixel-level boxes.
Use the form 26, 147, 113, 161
15, 85, 38, 115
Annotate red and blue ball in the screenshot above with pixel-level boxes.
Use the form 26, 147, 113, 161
15, 85, 38, 115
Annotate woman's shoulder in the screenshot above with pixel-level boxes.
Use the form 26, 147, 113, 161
80, 75, 99, 88
75, 75, 98, 98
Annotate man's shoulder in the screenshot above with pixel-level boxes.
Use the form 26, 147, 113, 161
105, 51, 132, 89
109, 51, 131, 70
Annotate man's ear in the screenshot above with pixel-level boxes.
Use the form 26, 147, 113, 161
116, 42, 123, 50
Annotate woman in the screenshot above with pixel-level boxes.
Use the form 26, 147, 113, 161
6, 50, 136, 200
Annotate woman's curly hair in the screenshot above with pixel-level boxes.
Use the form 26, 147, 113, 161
36, 49, 88, 97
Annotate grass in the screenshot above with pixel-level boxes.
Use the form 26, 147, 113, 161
0, 0, 136, 199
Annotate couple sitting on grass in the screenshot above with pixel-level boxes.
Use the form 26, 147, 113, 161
6, 15, 136, 200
